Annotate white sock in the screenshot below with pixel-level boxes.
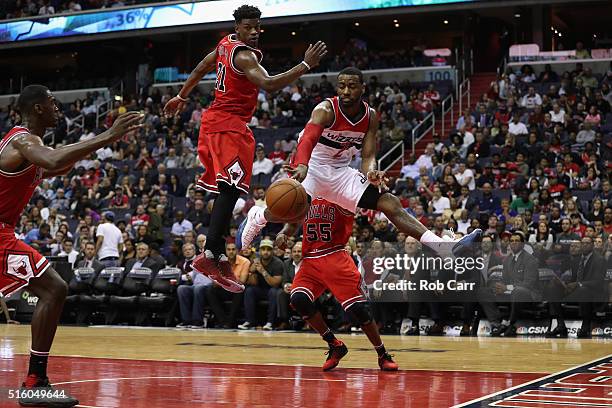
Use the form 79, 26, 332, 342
420, 230, 448, 253
420, 230, 444, 244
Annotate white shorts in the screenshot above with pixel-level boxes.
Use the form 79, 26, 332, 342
302, 164, 370, 213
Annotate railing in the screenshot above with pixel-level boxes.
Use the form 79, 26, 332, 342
411, 111, 435, 153
440, 94, 454, 138
96, 98, 114, 128
458, 78, 471, 116
42, 97, 111, 145
377, 141, 404, 172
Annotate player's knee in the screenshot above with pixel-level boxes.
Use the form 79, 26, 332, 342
45, 269, 68, 300
378, 193, 401, 215
347, 302, 373, 325
290, 291, 316, 319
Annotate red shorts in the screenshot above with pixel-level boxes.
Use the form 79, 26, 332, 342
0, 227, 50, 297
291, 250, 368, 310
196, 118, 255, 195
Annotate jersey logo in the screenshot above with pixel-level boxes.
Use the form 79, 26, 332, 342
225, 159, 246, 186
6, 254, 34, 280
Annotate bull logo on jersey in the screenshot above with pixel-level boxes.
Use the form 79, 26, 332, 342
6, 254, 34, 280
226, 160, 246, 186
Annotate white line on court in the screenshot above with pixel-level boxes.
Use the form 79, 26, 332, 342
54, 375, 348, 386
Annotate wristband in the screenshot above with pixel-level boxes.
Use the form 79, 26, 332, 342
176, 94, 188, 102
301, 61, 311, 71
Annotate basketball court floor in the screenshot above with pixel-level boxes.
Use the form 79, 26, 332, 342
1, 325, 610, 407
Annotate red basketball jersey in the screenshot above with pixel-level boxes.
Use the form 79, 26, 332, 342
203, 34, 263, 131
302, 197, 354, 258
0, 126, 44, 226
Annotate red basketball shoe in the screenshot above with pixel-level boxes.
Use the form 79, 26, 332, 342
322, 339, 348, 371
378, 353, 399, 371
192, 250, 244, 293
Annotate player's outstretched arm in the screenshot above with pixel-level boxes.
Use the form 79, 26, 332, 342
361, 109, 387, 189
163, 50, 217, 115
13, 112, 142, 172
235, 41, 327, 93
285, 100, 334, 182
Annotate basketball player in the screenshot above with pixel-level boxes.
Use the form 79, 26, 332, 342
163, 5, 327, 293
238, 67, 481, 256
277, 197, 398, 371
0, 85, 142, 407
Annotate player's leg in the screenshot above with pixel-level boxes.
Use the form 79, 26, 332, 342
345, 302, 397, 371
326, 251, 397, 371
193, 129, 252, 293
290, 259, 347, 371
21, 267, 79, 406
358, 186, 482, 257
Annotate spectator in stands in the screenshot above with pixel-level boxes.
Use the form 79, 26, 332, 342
96, 211, 123, 267
186, 199, 209, 231
546, 237, 606, 338
58, 238, 79, 268
206, 242, 250, 329
176, 243, 211, 328
537, 64, 559, 83
75, 242, 104, 274
238, 240, 283, 330
252, 143, 274, 176
399, 154, 420, 180
124, 242, 159, 276
170, 211, 193, 239
481, 231, 540, 337
429, 186, 450, 214
38, 0, 54, 15
196, 234, 207, 253
520, 87, 542, 109
276, 242, 302, 330
508, 113, 528, 136
554, 218, 581, 254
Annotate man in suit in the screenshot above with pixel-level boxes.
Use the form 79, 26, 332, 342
546, 237, 607, 338
479, 231, 540, 337
276, 242, 302, 330
404, 237, 442, 336
75, 242, 104, 275
176, 243, 212, 328
123, 242, 160, 276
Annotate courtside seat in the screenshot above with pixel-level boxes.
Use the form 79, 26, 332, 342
79, 267, 124, 324
108, 267, 154, 325
139, 267, 181, 326
64, 267, 97, 324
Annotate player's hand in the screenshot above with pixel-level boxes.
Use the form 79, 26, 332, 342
163, 96, 186, 116
275, 233, 288, 250
367, 170, 389, 192
303, 41, 328, 69
284, 163, 308, 182
108, 112, 143, 140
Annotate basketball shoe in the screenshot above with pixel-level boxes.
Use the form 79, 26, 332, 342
192, 250, 244, 293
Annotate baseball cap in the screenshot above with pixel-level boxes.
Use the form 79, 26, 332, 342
256, 143, 265, 150
259, 239, 274, 249
103, 211, 115, 221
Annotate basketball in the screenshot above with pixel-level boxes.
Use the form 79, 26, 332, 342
265, 178, 309, 221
